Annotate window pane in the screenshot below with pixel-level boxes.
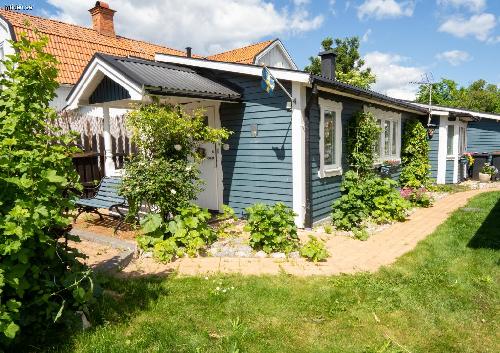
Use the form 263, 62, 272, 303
459, 126, 466, 154
384, 120, 391, 156
323, 110, 336, 165
392, 121, 398, 156
447, 125, 455, 155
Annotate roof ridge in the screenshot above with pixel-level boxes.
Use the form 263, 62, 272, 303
208, 38, 275, 57
0, 9, 185, 54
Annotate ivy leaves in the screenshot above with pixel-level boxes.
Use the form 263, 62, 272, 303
400, 119, 431, 188
346, 111, 381, 176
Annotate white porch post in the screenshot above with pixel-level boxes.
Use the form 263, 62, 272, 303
102, 106, 115, 177
291, 82, 306, 228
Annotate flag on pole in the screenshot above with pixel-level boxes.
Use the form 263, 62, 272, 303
261, 67, 275, 95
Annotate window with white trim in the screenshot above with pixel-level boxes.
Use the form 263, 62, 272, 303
364, 106, 401, 162
319, 98, 343, 177
446, 124, 455, 156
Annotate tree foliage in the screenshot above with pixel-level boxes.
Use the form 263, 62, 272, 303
304, 36, 376, 89
120, 103, 230, 220
0, 32, 93, 344
416, 78, 500, 113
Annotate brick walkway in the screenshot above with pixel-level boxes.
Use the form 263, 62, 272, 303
113, 188, 499, 277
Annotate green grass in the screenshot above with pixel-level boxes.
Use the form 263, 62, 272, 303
30, 192, 500, 353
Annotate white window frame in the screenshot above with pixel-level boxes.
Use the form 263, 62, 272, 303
364, 105, 401, 164
318, 97, 343, 178
446, 124, 456, 158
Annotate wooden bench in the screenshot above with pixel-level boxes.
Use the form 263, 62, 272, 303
74, 177, 129, 233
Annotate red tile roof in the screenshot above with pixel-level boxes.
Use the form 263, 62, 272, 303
206, 39, 275, 64
0, 9, 187, 85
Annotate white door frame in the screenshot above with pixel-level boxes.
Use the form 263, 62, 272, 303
437, 116, 467, 184
183, 101, 224, 212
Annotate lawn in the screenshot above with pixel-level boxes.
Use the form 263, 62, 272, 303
31, 192, 499, 353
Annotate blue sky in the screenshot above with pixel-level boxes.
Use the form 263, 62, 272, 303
31, 0, 500, 99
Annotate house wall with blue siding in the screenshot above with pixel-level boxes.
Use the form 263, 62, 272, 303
218, 73, 293, 217
308, 91, 421, 223
467, 119, 500, 153
445, 159, 454, 183
428, 116, 440, 181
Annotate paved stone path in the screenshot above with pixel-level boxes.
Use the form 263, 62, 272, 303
74, 188, 500, 277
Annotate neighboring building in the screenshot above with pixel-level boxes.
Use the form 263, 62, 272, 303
411, 103, 500, 184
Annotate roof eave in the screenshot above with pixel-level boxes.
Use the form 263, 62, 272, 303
312, 75, 428, 115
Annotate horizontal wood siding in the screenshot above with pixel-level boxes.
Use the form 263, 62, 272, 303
219, 74, 293, 217
445, 159, 454, 184
310, 92, 363, 223
428, 116, 440, 180
467, 119, 500, 153
310, 94, 423, 223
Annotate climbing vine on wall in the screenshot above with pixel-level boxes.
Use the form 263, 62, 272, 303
399, 119, 431, 188
346, 111, 381, 176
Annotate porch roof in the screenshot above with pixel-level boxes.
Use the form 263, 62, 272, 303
66, 53, 242, 109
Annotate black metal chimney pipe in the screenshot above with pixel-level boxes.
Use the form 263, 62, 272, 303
186, 47, 192, 58
318, 50, 336, 80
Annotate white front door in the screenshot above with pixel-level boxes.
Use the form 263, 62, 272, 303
196, 106, 220, 210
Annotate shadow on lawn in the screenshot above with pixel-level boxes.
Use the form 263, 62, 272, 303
467, 196, 500, 250
19, 275, 171, 352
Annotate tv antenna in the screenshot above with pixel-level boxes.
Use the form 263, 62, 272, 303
410, 72, 437, 125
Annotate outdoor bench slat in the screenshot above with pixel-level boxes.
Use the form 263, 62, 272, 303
74, 176, 131, 233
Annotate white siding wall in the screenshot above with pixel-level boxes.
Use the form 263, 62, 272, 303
256, 45, 292, 69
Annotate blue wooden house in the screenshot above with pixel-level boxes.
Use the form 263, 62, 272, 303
411, 103, 500, 184
68, 49, 481, 228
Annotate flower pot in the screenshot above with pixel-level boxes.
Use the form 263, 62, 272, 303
478, 172, 491, 183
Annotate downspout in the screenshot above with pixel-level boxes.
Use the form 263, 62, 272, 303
303, 81, 318, 228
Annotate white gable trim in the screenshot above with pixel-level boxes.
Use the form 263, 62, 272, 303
411, 102, 500, 121
66, 57, 144, 110
254, 39, 298, 70
155, 53, 310, 83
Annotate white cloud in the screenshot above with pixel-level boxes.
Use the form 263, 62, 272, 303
436, 50, 472, 66
46, 0, 324, 55
438, 13, 497, 41
357, 0, 415, 20
437, 0, 486, 13
364, 51, 425, 100
362, 28, 372, 42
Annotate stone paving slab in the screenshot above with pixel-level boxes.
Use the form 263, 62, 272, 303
73, 188, 500, 277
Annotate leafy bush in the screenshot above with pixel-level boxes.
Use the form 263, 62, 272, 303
346, 111, 381, 176
215, 205, 238, 238
300, 236, 329, 262
137, 204, 216, 262
480, 163, 498, 176
400, 187, 433, 207
400, 119, 431, 188
121, 103, 230, 220
332, 171, 410, 231
244, 203, 299, 254
0, 32, 93, 343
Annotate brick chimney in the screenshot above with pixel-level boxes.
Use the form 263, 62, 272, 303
89, 1, 116, 37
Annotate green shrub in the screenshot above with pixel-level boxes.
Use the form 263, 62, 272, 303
121, 103, 230, 221
400, 119, 431, 188
137, 204, 216, 262
300, 236, 329, 262
0, 32, 94, 343
332, 171, 410, 231
244, 203, 299, 254
215, 205, 238, 238
323, 224, 333, 234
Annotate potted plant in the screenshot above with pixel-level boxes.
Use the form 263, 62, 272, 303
479, 163, 498, 183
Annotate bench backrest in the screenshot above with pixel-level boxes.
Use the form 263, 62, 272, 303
94, 177, 127, 205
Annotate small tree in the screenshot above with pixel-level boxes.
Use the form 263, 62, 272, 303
0, 31, 92, 343
399, 120, 431, 188
121, 103, 230, 220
